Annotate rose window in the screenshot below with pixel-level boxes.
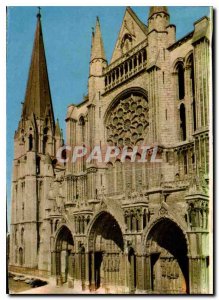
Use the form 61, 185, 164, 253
106, 93, 149, 146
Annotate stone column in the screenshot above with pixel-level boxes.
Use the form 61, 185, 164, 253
90, 251, 95, 291
84, 252, 90, 290
144, 254, 152, 292
73, 252, 81, 289
56, 251, 62, 286
189, 255, 209, 294
68, 252, 74, 288
51, 251, 56, 276
136, 253, 144, 292
81, 250, 86, 291
124, 249, 130, 294
127, 213, 131, 232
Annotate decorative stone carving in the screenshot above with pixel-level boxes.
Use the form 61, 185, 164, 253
106, 93, 149, 146
159, 201, 168, 216
186, 200, 209, 230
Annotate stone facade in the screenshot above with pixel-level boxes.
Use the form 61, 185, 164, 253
9, 7, 212, 294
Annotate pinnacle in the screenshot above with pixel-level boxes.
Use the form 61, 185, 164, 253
90, 16, 106, 62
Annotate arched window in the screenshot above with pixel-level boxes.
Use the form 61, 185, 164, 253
112, 72, 115, 82
79, 116, 85, 141
21, 228, 24, 244
142, 49, 147, 62
28, 134, 33, 151
134, 56, 137, 68
36, 156, 41, 174
43, 127, 48, 135
19, 247, 24, 266
79, 116, 86, 171
129, 60, 132, 71
121, 33, 132, 53
188, 54, 196, 131
138, 53, 142, 65
177, 63, 185, 100
120, 66, 124, 77
125, 62, 128, 74
116, 68, 119, 79
43, 136, 48, 154
22, 202, 24, 220
143, 209, 147, 229
180, 104, 186, 141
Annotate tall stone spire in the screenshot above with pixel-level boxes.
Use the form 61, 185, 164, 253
90, 17, 106, 62
22, 9, 55, 124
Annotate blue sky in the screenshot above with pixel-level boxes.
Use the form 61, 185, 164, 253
6, 6, 210, 222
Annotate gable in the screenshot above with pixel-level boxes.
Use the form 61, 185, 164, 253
110, 7, 148, 63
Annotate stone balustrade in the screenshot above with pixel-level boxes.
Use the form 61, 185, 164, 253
104, 40, 147, 93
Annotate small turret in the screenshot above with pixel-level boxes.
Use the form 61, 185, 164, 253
55, 118, 64, 152
88, 17, 107, 104
148, 6, 169, 32
89, 17, 107, 77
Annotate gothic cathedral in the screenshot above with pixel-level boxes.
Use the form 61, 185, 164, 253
9, 7, 212, 294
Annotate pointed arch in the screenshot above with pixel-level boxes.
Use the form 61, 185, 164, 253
142, 216, 189, 294
177, 63, 185, 100
87, 210, 125, 290
55, 225, 74, 252
54, 225, 74, 285
104, 87, 148, 123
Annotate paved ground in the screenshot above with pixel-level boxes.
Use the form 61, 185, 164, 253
18, 284, 106, 295
8, 278, 33, 294
9, 272, 115, 295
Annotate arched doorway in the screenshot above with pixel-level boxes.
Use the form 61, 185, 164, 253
88, 212, 124, 292
55, 226, 74, 286
146, 218, 189, 294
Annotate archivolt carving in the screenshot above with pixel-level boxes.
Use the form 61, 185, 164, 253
106, 93, 149, 146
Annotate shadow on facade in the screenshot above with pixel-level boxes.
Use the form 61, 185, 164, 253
145, 218, 189, 294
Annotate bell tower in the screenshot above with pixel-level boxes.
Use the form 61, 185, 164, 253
146, 6, 177, 145
9, 9, 63, 269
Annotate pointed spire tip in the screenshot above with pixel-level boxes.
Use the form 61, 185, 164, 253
90, 15, 106, 62
36, 6, 41, 19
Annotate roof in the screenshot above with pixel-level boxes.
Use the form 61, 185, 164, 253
22, 14, 55, 124
127, 7, 148, 35
90, 17, 106, 62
